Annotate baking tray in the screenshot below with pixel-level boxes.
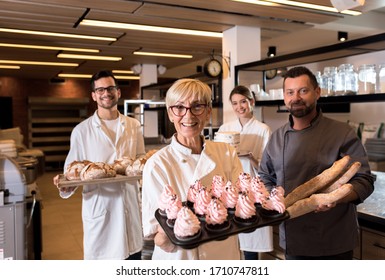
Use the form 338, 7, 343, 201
155, 206, 289, 249
57, 173, 142, 188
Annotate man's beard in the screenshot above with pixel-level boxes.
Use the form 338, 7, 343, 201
288, 101, 316, 118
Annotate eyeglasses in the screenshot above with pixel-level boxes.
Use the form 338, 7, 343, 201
93, 86, 118, 94
169, 104, 208, 117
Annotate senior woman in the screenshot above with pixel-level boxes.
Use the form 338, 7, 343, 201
142, 78, 243, 260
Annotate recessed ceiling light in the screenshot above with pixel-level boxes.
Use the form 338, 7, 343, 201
0, 27, 117, 41
231, 0, 361, 16
0, 65, 20, 69
133, 51, 193, 58
0, 42, 99, 53
80, 19, 222, 38
112, 70, 134, 74
57, 53, 122, 61
0, 60, 78, 67
58, 73, 140, 80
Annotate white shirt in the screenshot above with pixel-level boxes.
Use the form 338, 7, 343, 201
219, 116, 273, 252
142, 135, 243, 260
61, 110, 145, 259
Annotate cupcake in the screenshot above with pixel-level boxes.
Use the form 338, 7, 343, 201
193, 186, 212, 220
211, 175, 225, 199
234, 191, 258, 225
236, 172, 251, 193
158, 184, 176, 216
249, 176, 269, 207
187, 180, 202, 208
173, 206, 201, 241
260, 186, 286, 218
166, 194, 182, 228
220, 181, 239, 213
205, 198, 230, 232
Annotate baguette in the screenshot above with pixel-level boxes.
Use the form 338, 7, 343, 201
287, 183, 353, 219
320, 161, 361, 194
284, 155, 350, 208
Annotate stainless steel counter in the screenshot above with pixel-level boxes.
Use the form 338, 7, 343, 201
357, 171, 385, 231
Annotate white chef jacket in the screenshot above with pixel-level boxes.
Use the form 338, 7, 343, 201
218, 117, 273, 252
61, 110, 145, 260
142, 135, 243, 260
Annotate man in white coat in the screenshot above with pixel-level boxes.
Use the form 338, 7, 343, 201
54, 70, 145, 259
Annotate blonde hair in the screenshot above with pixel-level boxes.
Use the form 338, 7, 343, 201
165, 78, 212, 109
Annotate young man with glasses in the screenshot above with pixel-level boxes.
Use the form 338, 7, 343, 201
54, 70, 145, 260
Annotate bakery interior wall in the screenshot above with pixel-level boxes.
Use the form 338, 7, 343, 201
239, 49, 385, 133
0, 76, 139, 147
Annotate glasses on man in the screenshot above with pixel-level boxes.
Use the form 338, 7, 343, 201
169, 104, 208, 117
94, 86, 118, 94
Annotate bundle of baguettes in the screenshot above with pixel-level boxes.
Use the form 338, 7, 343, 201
285, 155, 361, 219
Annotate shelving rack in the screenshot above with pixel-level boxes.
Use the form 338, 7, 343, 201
28, 97, 89, 170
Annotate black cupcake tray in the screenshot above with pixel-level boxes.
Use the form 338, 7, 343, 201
155, 206, 289, 249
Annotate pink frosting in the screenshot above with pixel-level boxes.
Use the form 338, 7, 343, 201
235, 192, 256, 219
205, 198, 228, 225
250, 176, 269, 204
193, 187, 212, 216
236, 172, 251, 193
262, 187, 286, 213
220, 181, 239, 209
166, 194, 182, 220
211, 175, 225, 198
174, 206, 201, 238
187, 180, 202, 203
159, 184, 176, 211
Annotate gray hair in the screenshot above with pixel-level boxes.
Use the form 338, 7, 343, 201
165, 78, 212, 109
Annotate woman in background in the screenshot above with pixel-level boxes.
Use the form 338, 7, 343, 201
218, 85, 272, 260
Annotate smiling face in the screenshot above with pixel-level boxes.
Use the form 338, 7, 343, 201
91, 76, 121, 110
283, 74, 320, 118
230, 93, 254, 119
168, 97, 211, 146
166, 79, 212, 148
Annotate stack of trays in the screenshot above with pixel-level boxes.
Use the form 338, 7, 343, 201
0, 139, 17, 158
365, 138, 385, 162
214, 131, 240, 153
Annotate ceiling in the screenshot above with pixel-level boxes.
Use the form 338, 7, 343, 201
1, 0, 385, 80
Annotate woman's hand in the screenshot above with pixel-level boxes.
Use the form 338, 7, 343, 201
154, 225, 177, 253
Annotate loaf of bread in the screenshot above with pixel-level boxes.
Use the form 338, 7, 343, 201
80, 162, 116, 181
284, 155, 351, 208
65, 160, 92, 180
112, 157, 134, 175
287, 183, 353, 219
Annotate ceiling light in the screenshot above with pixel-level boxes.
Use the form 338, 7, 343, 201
0, 65, 20, 69
267, 46, 276, 57
330, 0, 365, 12
157, 65, 167, 75
57, 53, 122, 61
112, 70, 134, 74
80, 19, 223, 38
58, 74, 92, 78
231, 0, 361, 16
0, 42, 99, 53
58, 73, 140, 80
0, 60, 78, 67
0, 27, 116, 41
133, 51, 193, 59
131, 64, 142, 75
338, 31, 348, 42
